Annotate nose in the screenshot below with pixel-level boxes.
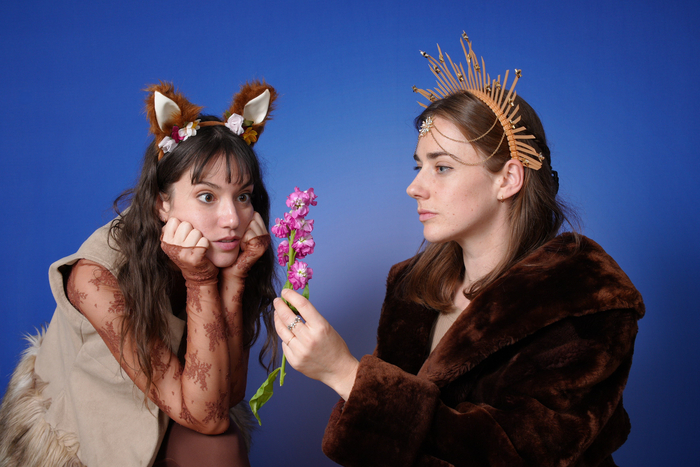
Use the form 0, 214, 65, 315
406, 170, 428, 200
219, 199, 240, 230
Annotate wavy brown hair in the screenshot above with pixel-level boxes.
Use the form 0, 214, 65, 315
110, 117, 278, 396
399, 91, 579, 311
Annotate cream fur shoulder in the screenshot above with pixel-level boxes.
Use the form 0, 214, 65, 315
0, 331, 85, 467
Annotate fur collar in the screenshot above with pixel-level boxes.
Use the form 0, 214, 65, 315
376, 234, 645, 388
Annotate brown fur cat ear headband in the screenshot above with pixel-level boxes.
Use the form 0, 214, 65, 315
144, 80, 278, 160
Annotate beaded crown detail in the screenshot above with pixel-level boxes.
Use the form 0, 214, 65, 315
413, 32, 544, 170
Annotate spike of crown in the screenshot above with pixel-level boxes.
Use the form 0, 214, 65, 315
413, 32, 544, 170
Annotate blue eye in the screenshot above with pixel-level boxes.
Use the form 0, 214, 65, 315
436, 166, 451, 173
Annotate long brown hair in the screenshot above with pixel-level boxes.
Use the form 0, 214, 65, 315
110, 117, 278, 395
399, 91, 578, 311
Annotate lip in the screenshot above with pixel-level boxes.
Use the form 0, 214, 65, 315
417, 209, 437, 222
213, 237, 241, 251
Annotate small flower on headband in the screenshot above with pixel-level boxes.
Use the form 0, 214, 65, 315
171, 125, 184, 143
159, 136, 178, 154
225, 113, 245, 135
242, 126, 258, 145
178, 120, 201, 141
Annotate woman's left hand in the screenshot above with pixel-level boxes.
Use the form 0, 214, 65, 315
274, 289, 359, 400
222, 212, 271, 280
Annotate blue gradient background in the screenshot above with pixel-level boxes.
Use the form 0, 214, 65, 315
1, 1, 697, 465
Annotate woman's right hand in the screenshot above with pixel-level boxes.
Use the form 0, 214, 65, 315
160, 218, 218, 283
274, 289, 359, 400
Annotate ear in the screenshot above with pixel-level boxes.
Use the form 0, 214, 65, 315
154, 92, 181, 131
242, 89, 271, 124
228, 81, 278, 146
497, 159, 524, 201
157, 193, 171, 223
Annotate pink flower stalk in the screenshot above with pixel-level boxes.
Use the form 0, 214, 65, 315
288, 261, 313, 290
277, 240, 290, 266
292, 235, 315, 257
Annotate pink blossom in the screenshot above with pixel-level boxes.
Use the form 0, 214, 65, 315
271, 217, 290, 239
292, 234, 315, 257
277, 240, 290, 266
288, 260, 313, 290
296, 217, 314, 235
283, 212, 302, 230
305, 188, 318, 206
286, 187, 310, 218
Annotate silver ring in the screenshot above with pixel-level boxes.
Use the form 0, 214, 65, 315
287, 315, 302, 331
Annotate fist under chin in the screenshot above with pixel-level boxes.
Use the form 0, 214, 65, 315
207, 247, 241, 269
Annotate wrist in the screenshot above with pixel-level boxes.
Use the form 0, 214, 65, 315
329, 358, 360, 401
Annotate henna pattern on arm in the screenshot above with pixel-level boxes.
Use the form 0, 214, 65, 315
98, 321, 121, 355
182, 350, 212, 391
203, 318, 227, 351
202, 390, 228, 424
66, 270, 88, 309
179, 395, 196, 425
150, 387, 172, 415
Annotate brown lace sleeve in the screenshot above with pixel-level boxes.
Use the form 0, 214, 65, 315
68, 259, 233, 434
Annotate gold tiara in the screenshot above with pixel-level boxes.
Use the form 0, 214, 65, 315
413, 32, 544, 170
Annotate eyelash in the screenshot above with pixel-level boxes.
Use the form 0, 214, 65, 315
413, 165, 450, 173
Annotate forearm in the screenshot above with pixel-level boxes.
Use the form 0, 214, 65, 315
219, 273, 249, 404
179, 279, 231, 432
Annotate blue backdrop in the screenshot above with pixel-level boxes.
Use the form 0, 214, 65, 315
1, 1, 698, 465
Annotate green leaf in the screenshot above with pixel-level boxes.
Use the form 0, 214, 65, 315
249, 367, 281, 425
302, 283, 310, 300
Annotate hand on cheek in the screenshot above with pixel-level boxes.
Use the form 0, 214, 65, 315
160, 218, 217, 283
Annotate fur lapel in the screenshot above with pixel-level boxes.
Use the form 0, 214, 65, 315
420, 234, 644, 385
377, 235, 644, 388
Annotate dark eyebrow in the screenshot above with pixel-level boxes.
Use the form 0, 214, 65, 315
196, 180, 255, 191
196, 181, 222, 190
414, 151, 453, 162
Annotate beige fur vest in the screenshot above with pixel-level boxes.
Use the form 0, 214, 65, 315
0, 222, 254, 466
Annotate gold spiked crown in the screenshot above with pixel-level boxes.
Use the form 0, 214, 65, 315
413, 32, 544, 170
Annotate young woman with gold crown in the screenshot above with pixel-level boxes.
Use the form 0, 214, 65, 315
0, 81, 279, 467
273, 33, 644, 466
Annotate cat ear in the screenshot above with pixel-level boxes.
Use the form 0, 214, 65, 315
154, 91, 181, 130
144, 82, 203, 159
242, 89, 271, 124
228, 81, 277, 146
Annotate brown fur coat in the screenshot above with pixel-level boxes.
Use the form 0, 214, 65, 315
322, 234, 645, 467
